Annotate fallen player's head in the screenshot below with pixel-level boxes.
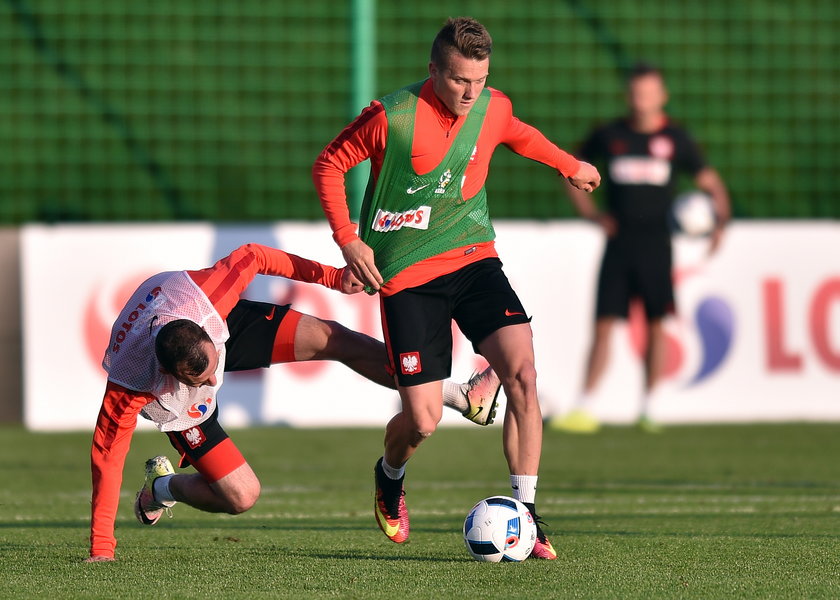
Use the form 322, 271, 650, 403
155, 319, 218, 387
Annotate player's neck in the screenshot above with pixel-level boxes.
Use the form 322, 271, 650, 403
630, 112, 667, 134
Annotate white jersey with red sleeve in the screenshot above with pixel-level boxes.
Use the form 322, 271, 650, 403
102, 270, 228, 432
89, 244, 347, 560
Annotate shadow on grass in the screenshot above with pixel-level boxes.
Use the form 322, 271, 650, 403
4, 511, 838, 543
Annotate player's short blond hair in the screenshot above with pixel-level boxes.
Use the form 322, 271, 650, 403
430, 17, 492, 67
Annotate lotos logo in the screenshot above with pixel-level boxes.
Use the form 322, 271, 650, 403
372, 206, 431, 233
187, 397, 214, 419
110, 286, 164, 354
84, 273, 157, 371
628, 267, 735, 386
686, 297, 735, 385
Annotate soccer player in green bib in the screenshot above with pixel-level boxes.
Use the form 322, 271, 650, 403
314, 16, 600, 559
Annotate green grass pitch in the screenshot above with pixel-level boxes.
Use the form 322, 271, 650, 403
2, 423, 839, 599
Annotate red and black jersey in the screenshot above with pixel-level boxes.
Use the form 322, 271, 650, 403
579, 118, 706, 235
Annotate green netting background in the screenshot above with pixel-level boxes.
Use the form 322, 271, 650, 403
1, 0, 837, 222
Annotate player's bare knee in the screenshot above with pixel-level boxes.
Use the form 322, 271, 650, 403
508, 362, 537, 392
224, 482, 261, 514
316, 319, 359, 360
409, 418, 436, 446
503, 363, 539, 409
410, 428, 434, 446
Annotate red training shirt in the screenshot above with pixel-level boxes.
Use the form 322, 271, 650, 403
313, 78, 581, 295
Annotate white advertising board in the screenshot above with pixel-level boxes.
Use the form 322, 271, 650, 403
21, 222, 840, 430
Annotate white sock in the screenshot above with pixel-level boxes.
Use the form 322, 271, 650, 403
640, 387, 661, 419
510, 474, 538, 504
381, 457, 405, 481
442, 380, 468, 412
152, 475, 177, 506
577, 392, 594, 411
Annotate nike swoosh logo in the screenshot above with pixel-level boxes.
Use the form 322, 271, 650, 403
265, 306, 276, 320
505, 309, 525, 317
375, 506, 399, 537
406, 184, 430, 194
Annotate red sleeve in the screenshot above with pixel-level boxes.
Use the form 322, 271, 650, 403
186, 243, 345, 319
312, 101, 388, 248
491, 90, 580, 178
89, 381, 152, 559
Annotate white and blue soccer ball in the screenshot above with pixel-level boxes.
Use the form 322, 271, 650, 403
672, 190, 717, 237
463, 496, 537, 562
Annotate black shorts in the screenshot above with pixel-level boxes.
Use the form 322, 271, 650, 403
166, 408, 247, 482
224, 299, 292, 370
381, 258, 530, 386
596, 235, 674, 320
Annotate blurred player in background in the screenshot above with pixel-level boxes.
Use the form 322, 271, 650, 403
548, 62, 730, 434
87, 243, 500, 562
313, 17, 600, 559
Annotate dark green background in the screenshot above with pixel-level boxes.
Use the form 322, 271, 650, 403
2, 1, 837, 222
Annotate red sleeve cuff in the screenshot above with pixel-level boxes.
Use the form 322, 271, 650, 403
327, 266, 345, 291
333, 223, 360, 248
557, 153, 581, 179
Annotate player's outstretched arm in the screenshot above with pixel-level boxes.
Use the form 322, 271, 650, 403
188, 243, 350, 319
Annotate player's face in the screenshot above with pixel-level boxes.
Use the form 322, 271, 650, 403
174, 340, 220, 388
429, 52, 489, 117
627, 73, 668, 117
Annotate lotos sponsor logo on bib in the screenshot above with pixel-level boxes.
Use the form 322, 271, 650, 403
372, 206, 432, 233
111, 286, 164, 354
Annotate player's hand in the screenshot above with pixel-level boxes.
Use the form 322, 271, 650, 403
568, 161, 601, 193
708, 225, 725, 256
341, 239, 383, 292
84, 555, 115, 562
593, 213, 618, 237
339, 266, 366, 295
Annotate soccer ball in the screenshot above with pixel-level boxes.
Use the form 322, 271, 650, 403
463, 496, 537, 562
672, 190, 716, 236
